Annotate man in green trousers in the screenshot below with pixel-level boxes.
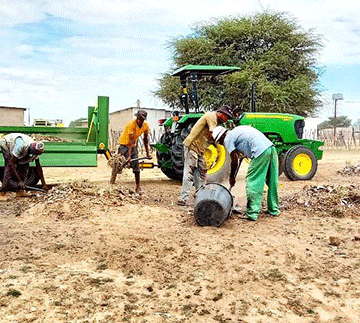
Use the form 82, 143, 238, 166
213, 125, 279, 220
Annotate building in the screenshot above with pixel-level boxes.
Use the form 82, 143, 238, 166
109, 107, 172, 149
0, 106, 26, 126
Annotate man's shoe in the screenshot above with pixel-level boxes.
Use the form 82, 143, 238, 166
265, 210, 280, 217
244, 213, 257, 221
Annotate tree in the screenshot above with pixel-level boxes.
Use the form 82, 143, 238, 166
318, 116, 352, 130
353, 119, 360, 128
154, 12, 323, 116
69, 118, 87, 128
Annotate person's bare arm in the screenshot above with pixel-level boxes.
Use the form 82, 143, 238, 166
126, 134, 136, 161
229, 150, 244, 188
35, 158, 49, 190
8, 155, 25, 189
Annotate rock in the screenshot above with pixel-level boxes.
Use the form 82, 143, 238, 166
329, 236, 341, 246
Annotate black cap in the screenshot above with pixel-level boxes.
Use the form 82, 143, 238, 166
217, 106, 233, 119
136, 109, 147, 120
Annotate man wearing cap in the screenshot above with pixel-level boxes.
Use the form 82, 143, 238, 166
178, 106, 233, 206
117, 109, 151, 194
212, 125, 279, 220
0, 133, 48, 200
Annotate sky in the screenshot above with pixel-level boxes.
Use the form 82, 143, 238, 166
0, 0, 359, 125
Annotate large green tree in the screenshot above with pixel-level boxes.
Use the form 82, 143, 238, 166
154, 12, 323, 116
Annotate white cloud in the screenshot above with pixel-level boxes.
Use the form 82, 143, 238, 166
0, 0, 360, 123
15, 44, 35, 55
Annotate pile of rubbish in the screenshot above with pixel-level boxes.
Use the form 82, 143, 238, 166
28, 180, 144, 219
281, 184, 360, 218
337, 162, 360, 176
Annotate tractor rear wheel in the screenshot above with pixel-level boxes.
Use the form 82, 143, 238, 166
284, 146, 317, 181
204, 143, 231, 183
156, 123, 231, 183
171, 124, 193, 179
156, 132, 181, 180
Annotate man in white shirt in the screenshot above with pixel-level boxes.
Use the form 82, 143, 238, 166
213, 125, 279, 220
0, 133, 48, 200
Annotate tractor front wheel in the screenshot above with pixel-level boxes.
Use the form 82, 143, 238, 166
284, 146, 317, 181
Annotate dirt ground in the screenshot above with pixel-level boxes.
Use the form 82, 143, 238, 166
1, 149, 360, 323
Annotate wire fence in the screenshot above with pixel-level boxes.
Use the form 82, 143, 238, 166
304, 127, 360, 149
318, 127, 360, 149
109, 128, 163, 153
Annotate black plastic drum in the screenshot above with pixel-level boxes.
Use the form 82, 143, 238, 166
194, 183, 233, 227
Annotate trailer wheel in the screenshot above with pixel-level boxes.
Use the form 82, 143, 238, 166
0, 167, 3, 186
9, 166, 40, 189
0, 166, 40, 190
24, 167, 40, 187
284, 146, 317, 181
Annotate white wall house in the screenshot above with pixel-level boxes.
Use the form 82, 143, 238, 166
109, 107, 172, 149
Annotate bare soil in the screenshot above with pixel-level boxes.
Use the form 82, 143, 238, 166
1, 149, 360, 323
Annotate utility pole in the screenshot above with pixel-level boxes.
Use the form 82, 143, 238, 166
332, 93, 344, 144
250, 83, 256, 112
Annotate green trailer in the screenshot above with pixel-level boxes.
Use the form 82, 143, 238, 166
0, 96, 111, 187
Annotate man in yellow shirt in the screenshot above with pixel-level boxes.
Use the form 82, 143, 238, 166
178, 106, 233, 205
118, 110, 151, 194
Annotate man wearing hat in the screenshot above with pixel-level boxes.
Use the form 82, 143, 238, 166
212, 125, 279, 220
178, 106, 233, 206
0, 133, 48, 200
117, 109, 151, 194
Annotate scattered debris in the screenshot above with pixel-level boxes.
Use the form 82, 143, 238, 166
329, 236, 341, 246
337, 162, 360, 176
281, 184, 360, 217
22, 180, 173, 220
31, 134, 72, 142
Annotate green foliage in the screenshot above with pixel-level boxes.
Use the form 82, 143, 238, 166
353, 119, 360, 127
154, 12, 323, 116
69, 118, 87, 128
318, 115, 352, 130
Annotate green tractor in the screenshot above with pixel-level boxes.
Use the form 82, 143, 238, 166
155, 65, 324, 182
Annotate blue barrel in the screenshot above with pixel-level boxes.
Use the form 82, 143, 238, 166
194, 183, 233, 227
